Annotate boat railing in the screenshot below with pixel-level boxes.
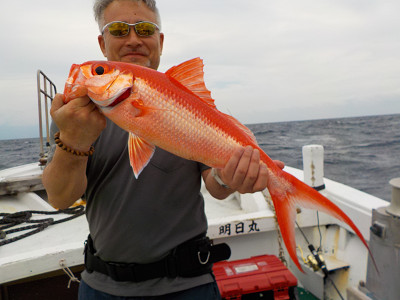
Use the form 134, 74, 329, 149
37, 70, 57, 166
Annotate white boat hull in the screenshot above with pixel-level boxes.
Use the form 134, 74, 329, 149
0, 162, 390, 300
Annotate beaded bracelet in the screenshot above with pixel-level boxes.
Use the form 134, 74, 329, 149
54, 132, 94, 156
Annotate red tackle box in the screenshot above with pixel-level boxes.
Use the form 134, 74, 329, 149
213, 255, 297, 300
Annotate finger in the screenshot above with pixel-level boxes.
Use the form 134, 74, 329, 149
251, 163, 269, 192
230, 146, 253, 187
274, 160, 285, 170
50, 93, 65, 113
239, 148, 261, 188
87, 101, 101, 113
67, 95, 93, 108
221, 147, 245, 183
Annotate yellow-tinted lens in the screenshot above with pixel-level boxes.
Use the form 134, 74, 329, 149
108, 22, 130, 37
134, 22, 156, 36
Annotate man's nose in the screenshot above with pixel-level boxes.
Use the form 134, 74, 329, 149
125, 27, 143, 46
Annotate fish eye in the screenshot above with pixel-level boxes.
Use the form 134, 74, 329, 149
92, 64, 109, 76
95, 66, 105, 75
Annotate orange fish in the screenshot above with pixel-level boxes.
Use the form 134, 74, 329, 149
64, 58, 376, 272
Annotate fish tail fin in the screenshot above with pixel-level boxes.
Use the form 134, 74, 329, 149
266, 168, 378, 273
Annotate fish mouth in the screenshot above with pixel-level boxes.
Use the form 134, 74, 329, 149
91, 87, 132, 107
109, 87, 132, 107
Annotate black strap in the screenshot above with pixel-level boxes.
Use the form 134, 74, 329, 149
84, 234, 230, 282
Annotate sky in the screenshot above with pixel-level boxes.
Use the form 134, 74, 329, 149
1, 0, 399, 140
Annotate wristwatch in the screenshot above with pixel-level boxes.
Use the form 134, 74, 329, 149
211, 168, 230, 189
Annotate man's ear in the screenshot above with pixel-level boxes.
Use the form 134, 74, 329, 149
159, 32, 164, 56
98, 35, 107, 58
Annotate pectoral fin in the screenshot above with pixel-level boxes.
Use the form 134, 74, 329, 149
128, 133, 155, 178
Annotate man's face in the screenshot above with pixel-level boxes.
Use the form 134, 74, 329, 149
98, 0, 164, 70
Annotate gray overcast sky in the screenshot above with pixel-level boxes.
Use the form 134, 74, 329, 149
1, 0, 399, 139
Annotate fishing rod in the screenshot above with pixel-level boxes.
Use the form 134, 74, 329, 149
295, 220, 344, 300
261, 191, 344, 299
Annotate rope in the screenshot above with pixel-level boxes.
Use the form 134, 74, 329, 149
0, 206, 85, 247
262, 190, 287, 266
59, 259, 81, 288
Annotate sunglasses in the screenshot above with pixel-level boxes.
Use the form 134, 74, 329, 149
102, 21, 160, 37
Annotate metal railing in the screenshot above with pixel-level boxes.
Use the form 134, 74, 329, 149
37, 70, 57, 165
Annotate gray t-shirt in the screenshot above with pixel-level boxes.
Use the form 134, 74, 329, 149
50, 120, 213, 296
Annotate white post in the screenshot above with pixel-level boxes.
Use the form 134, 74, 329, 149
302, 145, 325, 190
386, 178, 400, 217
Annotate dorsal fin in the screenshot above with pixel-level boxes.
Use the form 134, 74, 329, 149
165, 58, 216, 108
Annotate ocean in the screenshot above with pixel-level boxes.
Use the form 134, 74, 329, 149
0, 114, 399, 201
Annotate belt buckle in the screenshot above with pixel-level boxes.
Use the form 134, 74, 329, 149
197, 250, 210, 265
197, 237, 211, 265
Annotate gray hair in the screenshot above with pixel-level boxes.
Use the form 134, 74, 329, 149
93, 0, 161, 31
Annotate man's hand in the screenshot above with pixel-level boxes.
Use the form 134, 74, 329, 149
51, 87, 106, 151
43, 89, 106, 209
204, 146, 284, 199
218, 146, 283, 194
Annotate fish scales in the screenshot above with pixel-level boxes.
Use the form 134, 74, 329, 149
119, 74, 241, 167
63, 58, 378, 273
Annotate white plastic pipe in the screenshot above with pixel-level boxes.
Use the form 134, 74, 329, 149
302, 145, 325, 190
386, 178, 400, 217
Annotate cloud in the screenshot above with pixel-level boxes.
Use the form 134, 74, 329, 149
1, 0, 399, 139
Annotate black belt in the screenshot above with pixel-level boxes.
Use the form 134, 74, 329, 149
84, 234, 231, 282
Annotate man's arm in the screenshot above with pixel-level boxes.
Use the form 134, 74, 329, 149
43, 147, 89, 209
203, 146, 284, 200
42, 91, 106, 209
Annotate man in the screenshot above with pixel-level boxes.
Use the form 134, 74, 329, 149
43, 0, 282, 299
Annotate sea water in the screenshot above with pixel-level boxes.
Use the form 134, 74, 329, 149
0, 114, 399, 201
